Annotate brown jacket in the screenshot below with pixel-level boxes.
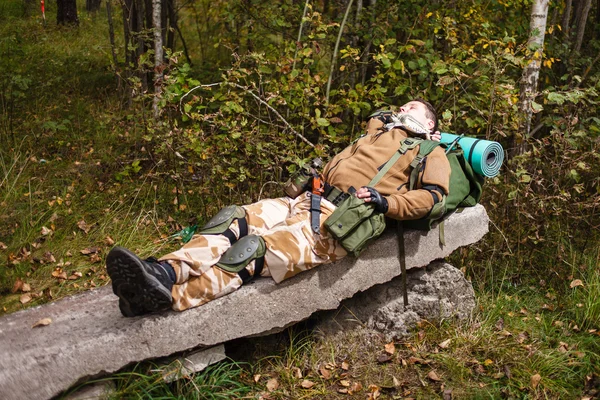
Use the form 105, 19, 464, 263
323, 117, 451, 221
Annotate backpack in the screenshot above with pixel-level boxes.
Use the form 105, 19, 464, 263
400, 137, 485, 241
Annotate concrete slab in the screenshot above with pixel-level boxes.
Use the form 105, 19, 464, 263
0, 204, 488, 400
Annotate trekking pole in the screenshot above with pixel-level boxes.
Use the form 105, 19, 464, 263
445, 133, 464, 154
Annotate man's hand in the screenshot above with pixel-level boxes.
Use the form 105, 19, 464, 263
355, 186, 389, 213
426, 130, 442, 142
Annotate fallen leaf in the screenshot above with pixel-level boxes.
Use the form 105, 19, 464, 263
104, 236, 115, 246
11, 278, 24, 293
21, 283, 31, 292
553, 320, 564, 327
393, 376, 401, 387
89, 253, 102, 263
484, 359, 494, 366
337, 388, 348, 394
495, 317, 504, 331
439, 339, 452, 349
0, 241, 6, 250
52, 269, 67, 279
80, 247, 100, 255
44, 252, 56, 263
32, 318, 52, 328
443, 388, 453, 400
68, 272, 83, 280
349, 381, 363, 393
253, 374, 261, 383
558, 342, 569, 352
367, 384, 381, 399
292, 367, 302, 379
319, 365, 332, 379
428, 370, 442, 382
41, 226, 52, 236
341, 361, 349, 370
504, 365, 512, 379
384, 342, 396, 354
77, 220, 90, 234
300, 379, 314, 389
266, 378, 279, 392
570, 279, 584, 288
531, 373, 541, 389
339, 379, 350, 387
20, 293, 32, 304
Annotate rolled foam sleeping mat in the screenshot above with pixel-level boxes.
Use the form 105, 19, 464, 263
440, 133, 504, 178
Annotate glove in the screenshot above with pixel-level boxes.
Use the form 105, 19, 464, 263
363, 187, 389, 214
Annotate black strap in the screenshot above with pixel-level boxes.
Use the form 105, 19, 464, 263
238, 217, 248, 238
310, 193, 322, 234
467, 139, 482, 165
422, 184, 443, 204
238, 256, 265, 284
222, 229, 237, 245
397, 221, 409, 309
222, 217, 248, 245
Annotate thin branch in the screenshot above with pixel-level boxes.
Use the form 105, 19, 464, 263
179, 82, 315, 148
326, 0, 354, 104
292, 0, 311, 74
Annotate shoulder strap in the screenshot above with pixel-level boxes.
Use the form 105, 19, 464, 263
408, 140, 441, 190
368, 137, 424, 187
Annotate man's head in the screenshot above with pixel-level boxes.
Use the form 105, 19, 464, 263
399, 99, 438, 133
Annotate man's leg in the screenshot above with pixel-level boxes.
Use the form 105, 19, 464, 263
260, 192, 348, 283
106, 247, 176, 317
154, 197, 293, 311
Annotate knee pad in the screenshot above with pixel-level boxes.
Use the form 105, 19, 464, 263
200, 205, 248, 244
215, 235, 265, 283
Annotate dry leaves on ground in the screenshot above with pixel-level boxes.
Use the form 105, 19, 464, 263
32, 318, 52, 328
531, 373, 541, 389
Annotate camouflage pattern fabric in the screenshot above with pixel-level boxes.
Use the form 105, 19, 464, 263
160, 192, 347, 311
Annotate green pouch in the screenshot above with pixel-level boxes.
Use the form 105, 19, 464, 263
324, 195, 386, 256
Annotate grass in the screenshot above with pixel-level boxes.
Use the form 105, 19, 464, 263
69, 249, 598, 399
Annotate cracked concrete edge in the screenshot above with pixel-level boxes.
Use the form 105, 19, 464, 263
0, 204, 489, 400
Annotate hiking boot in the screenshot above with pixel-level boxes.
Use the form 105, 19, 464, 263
106, 246, 175, 317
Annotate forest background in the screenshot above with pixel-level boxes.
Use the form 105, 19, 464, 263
0, 0, 599, 398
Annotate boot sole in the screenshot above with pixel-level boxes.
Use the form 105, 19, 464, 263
106, 246, 172, 317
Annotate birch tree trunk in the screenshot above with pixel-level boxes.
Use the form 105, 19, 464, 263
152, 0, 163, 119
517, 0, 549, 154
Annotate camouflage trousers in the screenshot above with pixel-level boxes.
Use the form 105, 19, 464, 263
159, 192, 348, 311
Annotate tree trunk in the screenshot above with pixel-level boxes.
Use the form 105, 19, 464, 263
561, 0, 572, 38
573, 0, 592, 53
152, 0, 163, 119
57, 0, 79, 25
517, 0, 549, 155
86, 0, 102, 12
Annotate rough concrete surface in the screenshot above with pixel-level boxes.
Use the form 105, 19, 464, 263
316, 261, 476, 340
0, 205, 488, 400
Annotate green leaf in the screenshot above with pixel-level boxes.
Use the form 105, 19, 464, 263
317, 118, 330, 127
531, 102, 543, 112
547, 92, 565, 105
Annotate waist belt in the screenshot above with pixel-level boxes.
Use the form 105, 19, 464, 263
323, 183, 350, 206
